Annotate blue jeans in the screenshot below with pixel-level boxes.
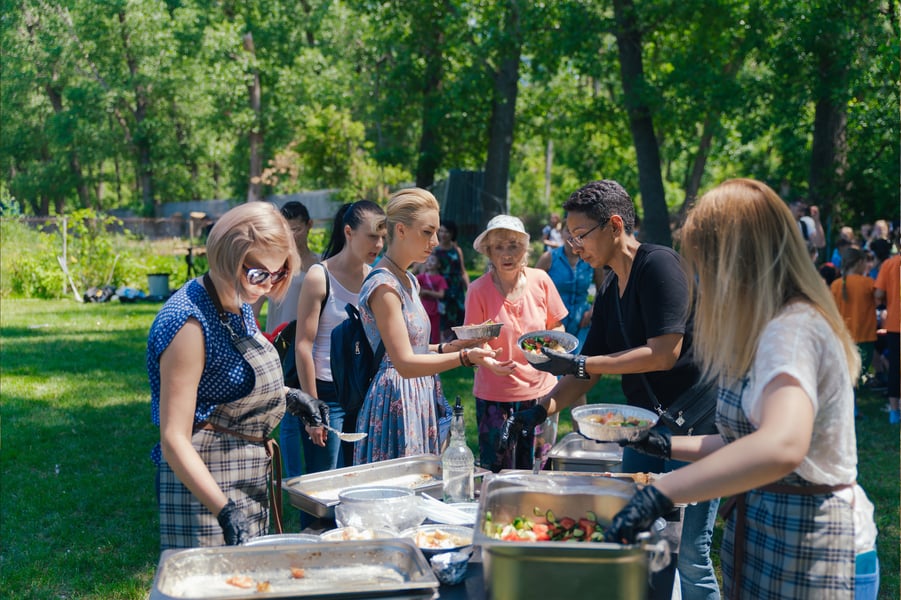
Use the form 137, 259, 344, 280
302, 380, 346, 474
622, 447, 721, 600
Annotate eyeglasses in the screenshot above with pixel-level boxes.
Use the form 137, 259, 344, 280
243, 262, 289, 286
566, 220, 608, 249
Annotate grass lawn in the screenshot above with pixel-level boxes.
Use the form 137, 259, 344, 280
1, 299, 898, 599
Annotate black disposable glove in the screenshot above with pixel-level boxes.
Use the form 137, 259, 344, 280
217, 499, 251, 545
619, 425, 672, 460
532, 347, 590, 379
498, 404, 548, 453
285, 388, 330, 428
604, 486, 674, 545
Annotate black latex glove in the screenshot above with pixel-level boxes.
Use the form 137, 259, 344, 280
532, 347, 590, 379
604, 486, 674, 545
285, 388, 330, 428
498, 404, 548, 453
619, 425, 672, 460
217, 499, 251, 545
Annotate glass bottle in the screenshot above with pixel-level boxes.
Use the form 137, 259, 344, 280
441, 396, 475, 503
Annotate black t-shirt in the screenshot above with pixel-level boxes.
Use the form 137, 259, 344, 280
583, 244, 700, 411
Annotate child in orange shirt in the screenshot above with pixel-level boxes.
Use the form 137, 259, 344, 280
830, 246, 877, 410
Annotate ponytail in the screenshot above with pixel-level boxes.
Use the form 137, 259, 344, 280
321, 200, 385, 260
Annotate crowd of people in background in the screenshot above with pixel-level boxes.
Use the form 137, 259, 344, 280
148, 178, 895, 599
790, 198, 900, 424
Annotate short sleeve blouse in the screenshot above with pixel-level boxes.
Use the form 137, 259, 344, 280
147, 279, 258, 464
743, 303, 857, 485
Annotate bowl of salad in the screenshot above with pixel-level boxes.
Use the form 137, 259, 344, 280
572, 404, 658, 443
517, 330, 579, 365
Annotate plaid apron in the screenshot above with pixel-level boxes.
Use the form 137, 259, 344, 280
717, 379, 855, 599
159, 295, 286, 549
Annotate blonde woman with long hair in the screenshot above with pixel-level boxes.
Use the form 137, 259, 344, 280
606, 179, 878, 599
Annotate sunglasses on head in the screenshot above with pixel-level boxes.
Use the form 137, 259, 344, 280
243, 262, 289, 286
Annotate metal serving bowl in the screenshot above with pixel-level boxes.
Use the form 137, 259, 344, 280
452, 322, 504, 340
517, 330, 579, 364
571, 404, 658, 443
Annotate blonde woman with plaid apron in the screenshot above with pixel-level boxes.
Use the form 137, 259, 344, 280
149, 203, 328, 549
605, 179, 878, 599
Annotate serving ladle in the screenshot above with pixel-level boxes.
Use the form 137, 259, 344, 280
323, 423, 367, 443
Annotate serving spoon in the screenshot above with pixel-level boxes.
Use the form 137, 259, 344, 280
323, 423, 367, 443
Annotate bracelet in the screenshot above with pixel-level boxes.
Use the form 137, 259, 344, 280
438, 343, 444, 354
459, 349, 466, 367
460, 348, 473, 368
575, 355, 589, 379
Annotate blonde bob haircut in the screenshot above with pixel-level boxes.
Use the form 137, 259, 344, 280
206, 202, 300, 303
680, 178, 860, 385
385, 187, 440, 243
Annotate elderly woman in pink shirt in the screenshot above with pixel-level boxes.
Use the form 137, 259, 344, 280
464, 215, 568, 472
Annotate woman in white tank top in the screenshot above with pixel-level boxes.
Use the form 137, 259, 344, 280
288, 201, 386, 475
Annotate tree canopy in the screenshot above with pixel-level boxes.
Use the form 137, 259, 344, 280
2, 0, 898, 243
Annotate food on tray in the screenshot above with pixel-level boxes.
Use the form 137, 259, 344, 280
325, 527, 383, 541
520, 335, 567, 355
584, 411, 651, 428
630, 472, 652, 485
412, 527, 471, 550
225, 575, 254, 589
256, 581, 272, 592
484, 508, 606, 542
290, 567, 306, 579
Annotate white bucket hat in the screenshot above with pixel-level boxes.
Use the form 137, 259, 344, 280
473, 214, 530, 255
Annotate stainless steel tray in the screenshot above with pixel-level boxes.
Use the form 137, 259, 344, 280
149, 538, 439, 599
284, 454, 487, 518
473, 472, 668, 600
547, 432, 623, 472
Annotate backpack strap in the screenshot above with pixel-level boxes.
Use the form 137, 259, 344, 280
315, 263, 331, 320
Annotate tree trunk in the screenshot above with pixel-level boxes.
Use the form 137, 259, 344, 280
481, 1, 522, 225
612, 0, 671, 246
245, 33, 263, 203
117, 11, 155, 216
415, 30, 445, 189
680, 114, 717, 217
808, 55, 850, 227
545, 138, 553, 208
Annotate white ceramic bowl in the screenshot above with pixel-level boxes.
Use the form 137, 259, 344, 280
452, 322, 504, 340
517, 330, 579, 364
571, 403, 658, 443
400, 524, 474, 558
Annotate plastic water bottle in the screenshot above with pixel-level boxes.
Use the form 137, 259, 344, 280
441, 396, 475, 503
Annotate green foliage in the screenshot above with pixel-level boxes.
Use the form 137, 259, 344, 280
0, 214, 207, 299
0, 219, 62, 299
1, 0, 897, 241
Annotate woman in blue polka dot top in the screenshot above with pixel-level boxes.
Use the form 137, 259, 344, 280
147, 202, 328, 550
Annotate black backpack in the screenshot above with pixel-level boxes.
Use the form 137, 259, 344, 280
330, 303, 385, 414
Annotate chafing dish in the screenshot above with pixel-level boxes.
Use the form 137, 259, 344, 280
149, 538, 438, 599
474, 473, 670, 600
547, 432, 623, 472
284, 454, 486, 519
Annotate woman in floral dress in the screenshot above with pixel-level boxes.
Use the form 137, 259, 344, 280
353, 189, 514, 464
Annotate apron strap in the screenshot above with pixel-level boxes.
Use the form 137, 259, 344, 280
718, 481, 855, 600
266, 439, 284, 534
